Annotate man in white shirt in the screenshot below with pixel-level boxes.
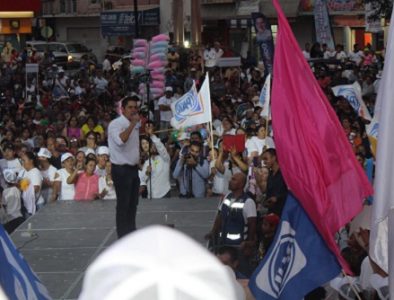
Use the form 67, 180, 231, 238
158, 86, 175, 140
349, 43, 364, 66
302, 43, 311, 60
108, 96, 140, 238
94, 70, 108, 95
204, 42, 224, 69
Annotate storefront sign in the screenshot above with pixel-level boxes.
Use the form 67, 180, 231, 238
101, 8, 160, 37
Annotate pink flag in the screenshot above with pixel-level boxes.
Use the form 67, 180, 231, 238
271, 0, 373, 272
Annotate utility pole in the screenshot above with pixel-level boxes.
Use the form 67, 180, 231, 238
134, 0, 139, 38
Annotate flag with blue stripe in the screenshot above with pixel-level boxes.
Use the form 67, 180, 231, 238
249, 194, 341, 299
0, 224, 51, 300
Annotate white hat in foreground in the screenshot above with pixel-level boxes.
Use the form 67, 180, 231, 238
79, 225, 244, 300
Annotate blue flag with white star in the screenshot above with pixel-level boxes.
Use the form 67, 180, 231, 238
249, 194, 341, 299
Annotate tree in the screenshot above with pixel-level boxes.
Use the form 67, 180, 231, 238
364, 0, 393, 21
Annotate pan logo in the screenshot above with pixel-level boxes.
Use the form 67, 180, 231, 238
256, 221, 306, 297
173, 87, 203, 123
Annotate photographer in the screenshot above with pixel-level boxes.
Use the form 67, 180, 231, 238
173, 141, 209, 198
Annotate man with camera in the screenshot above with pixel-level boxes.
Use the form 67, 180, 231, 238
173, 141, 209, 198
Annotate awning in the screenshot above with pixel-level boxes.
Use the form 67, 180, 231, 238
259, 0, 300, 18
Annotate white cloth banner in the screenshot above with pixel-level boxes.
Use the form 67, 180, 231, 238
332, 81, 372, 121
260, 73, 271, 118
369, 6, 394, 291
170, 74, 212, 129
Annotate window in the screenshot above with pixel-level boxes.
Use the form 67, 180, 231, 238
60, 0, 66, 13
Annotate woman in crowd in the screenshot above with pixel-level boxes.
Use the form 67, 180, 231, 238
81, 116, 105, 143
74, 157, 100, 201
62, 116, 82, 143
55, 153, 76, 201
20, 151, 44, 211
79, 131, 98, 154
38, 148, 59, 203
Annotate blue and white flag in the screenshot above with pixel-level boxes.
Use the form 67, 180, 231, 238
314, 0, 335, 50
332, 81, 372, 121
170, 74, 212, 129
249, 194, 341, 299
0, 224, 51, 300
260, 73, 271, 119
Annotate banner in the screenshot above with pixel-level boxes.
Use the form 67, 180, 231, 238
369, 4, 394, 282
314, 0, 335, 50
332, 82, 372, 121
365, 2, 383, 33
170, 75, 212, 129
260, 73, 271, 119
249, 194, 341, 300
251, 13, 274, 75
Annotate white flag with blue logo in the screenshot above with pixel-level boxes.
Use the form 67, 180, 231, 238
170, 74, 212, 129
249, 194, 341, 299
332, 82, 372, 121
0, 224, 51, 300
260, 74, 271, 119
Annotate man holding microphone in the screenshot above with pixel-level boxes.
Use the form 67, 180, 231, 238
108, 96, 141, 238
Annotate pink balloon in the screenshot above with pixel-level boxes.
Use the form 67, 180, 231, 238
150, 47, 167, 55
151, 81, 164, 89
152, 34, 170, 42
133, 46, 148, 53
152, 75, 165, 82
134, 39, 148, 47
132, 52, 146, 59
148, 61, 166, 69
132, 59, 146, 66
150, 53, 167, 61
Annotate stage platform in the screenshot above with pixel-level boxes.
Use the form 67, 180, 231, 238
10, 197, 220, 300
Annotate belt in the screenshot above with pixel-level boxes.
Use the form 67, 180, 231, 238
111, 163, 138, 168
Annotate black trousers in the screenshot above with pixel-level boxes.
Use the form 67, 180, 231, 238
111, 164, 140, 238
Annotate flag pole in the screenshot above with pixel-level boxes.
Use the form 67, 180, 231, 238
209, 121, 215, 161
341, 270, 362, 300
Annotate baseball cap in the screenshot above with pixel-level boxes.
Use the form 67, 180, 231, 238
79, 225, 243, 300
165, 86, 173, 92
3, 169, 17, 184
37, 148, 52, 159
85, 148, 96, 157
61, 152, 74, 163
96, 146, 110, 156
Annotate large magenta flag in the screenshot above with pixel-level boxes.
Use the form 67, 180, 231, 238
271, 0, 373, 272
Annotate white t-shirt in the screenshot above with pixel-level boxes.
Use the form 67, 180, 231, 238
247, 136, 275, 157
23, 168, 44, 205
0, 158, 23, 189
158, 96, 174, 122
98, 176, 116, 200
210, 160, 241, 195
41, 165, 59, 203
2, 186, 22, 221
56, 168, 75, 201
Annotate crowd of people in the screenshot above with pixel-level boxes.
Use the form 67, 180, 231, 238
0, 39, 387, 298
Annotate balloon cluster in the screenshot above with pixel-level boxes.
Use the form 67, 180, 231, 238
132, 34, 170, 100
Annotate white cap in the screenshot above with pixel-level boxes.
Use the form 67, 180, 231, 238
177, 132, 190, 141
37, 148, 52, 159
61, 152, 74, 163
85, 149, 96, 157
165, 86, 173, 92
96, 146, 110, 156
79, 225, 243, 300
3, 169, 17, 184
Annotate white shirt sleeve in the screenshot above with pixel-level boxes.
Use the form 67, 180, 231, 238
243, 198, 257, 221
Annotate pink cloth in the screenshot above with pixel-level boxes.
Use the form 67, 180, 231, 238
67, 127, 81, 139
74, 172, 99, 201
271, 0, 373, 273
